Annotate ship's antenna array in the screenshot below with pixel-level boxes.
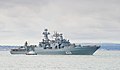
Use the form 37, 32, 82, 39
42, 29, 50, 42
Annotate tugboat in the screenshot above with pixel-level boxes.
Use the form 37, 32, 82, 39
10, 29, 100, 55
10, 41, 37, 55
10, 42, 27, 54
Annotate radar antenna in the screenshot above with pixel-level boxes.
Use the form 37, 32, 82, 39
43, 29, 50, 42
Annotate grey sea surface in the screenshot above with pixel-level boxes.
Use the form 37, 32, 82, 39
0, 50, 120, 70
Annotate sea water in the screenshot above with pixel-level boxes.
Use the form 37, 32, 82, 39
0, 50, 120, 70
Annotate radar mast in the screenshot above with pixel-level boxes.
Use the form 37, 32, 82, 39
43, 29, 50, 42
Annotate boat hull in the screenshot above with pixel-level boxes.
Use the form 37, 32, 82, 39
10, 46, 100, 55
35, 46, 100, 55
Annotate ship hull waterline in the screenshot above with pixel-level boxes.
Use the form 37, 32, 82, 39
10, 46, 100, 55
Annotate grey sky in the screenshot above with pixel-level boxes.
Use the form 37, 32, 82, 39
0, 0, 120, 45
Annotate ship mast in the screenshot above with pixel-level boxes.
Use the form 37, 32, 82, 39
24, 41, 28, 47
42, 29, 50, 42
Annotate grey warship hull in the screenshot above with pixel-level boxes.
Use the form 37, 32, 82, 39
10, 29, 100, 55
10, 46, 100, 55
35, 47, 100, 55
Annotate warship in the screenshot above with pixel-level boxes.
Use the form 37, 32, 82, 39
10, 29, 100, 55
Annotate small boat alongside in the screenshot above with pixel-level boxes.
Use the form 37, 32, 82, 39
26, 51, 37, 55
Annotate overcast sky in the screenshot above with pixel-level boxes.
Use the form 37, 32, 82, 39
0, 0, 120, 45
